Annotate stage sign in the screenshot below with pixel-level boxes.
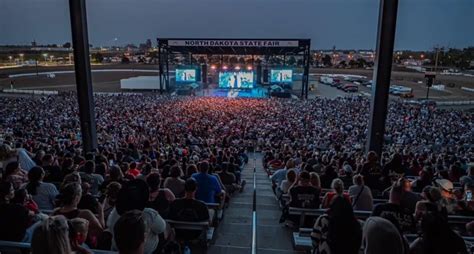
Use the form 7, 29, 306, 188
168, 40, 299, 47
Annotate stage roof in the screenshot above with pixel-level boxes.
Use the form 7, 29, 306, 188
157, 38, 310, 55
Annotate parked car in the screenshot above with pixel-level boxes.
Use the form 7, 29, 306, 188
342, 84, 358, 92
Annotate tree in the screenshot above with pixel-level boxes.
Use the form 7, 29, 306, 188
121, 55, 130, 64
287, 56, 296, 66
62, 42, 71, 48
322, 54, 332, 66
348, 59, 357, 68
92, 52, 104, 63
339, 60, 347, 67
357, 58, 367, 68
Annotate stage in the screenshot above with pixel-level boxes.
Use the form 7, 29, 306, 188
196, 87, 269, 98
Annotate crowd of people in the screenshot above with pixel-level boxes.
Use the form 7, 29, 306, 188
0, 93, 472, 253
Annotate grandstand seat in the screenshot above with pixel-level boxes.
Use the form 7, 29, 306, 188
0, 240, 115, 254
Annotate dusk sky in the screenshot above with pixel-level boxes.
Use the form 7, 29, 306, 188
1, 0, 473, 50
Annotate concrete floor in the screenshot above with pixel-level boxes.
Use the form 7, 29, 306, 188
207, 153, 303, 254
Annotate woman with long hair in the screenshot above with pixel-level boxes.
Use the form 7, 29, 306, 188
53, 182, 104, 244
25, 166, 59, 210
31, 215, 72, 254
311, 196, 362, 254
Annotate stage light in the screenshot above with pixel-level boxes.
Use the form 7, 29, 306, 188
247, 66, 253, 71
234, 66, 241, 70
222, 65, 228, 70
210, 65, 217, 70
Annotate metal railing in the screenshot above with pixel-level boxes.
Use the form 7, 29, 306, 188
251, 155, 257, 254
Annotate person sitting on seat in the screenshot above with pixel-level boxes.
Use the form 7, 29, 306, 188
321, 178, 350, 208
192, 161, 225, 205
289, 171, 321, 209
31, 215, 73, 254
113, 210, 146, 254
348, 174, 373, 211
371, 181, 416, 233
168, 178, 211, 241
311, 196, 362, 254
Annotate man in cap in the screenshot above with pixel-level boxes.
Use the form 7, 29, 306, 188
435, 179, 457, 214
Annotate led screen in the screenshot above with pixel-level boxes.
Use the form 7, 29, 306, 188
270, 69, 293, 83
218, 71, 254, 88
176, 69, 197, 82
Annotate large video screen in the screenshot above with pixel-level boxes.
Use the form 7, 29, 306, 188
219, 71, 254, 89
176, 69, 197, 82
271, 69, 293, 83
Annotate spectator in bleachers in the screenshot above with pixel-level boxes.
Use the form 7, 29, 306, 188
348, 174, 373, 211
102, 181, 122, 221
454, 182, 474, 216
107, 179, 166, 254
435, 179, 457, 214
0, 181, 30, 242
399, 178, 421, 214
271, 159, 296, 191
146, 172, 175, 218
371, 182, 415, 233
12, 188, 40, 215
24, 166, 59, 210
101, 165, 125, 192
363, 216, 407, 254
310, 172, 321, 190
280, 169, 297, 195
322, 178, 350, 208
339, 161, 354, 188
311, 196, 362, 254
42, 154, 62, 182
217, 162, 239, 194
164, 166, 186, 198
69, 217, 92, 254
409, 211, 467, 254
4, 161, 28, 189
168, 178, 211, 240
113, 210, 146, 254
54, 182, 104, 244
459, 166, 474, 187
289, 171, 321, 209
31, 215, 72, 254
192, 161, 225, 205
77, 176, 100, 214
411, 167, 433, 193
359, 151, 384, 192
320, 164, 338, 189
81, 160, 104, 196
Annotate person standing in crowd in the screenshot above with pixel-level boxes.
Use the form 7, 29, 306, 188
348, 174, 373, 211
359, 151, 383, 192
280, 169, 297, 195
399, 178, 421, 214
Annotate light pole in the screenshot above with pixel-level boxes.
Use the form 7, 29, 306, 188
43, 53, 48, 64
